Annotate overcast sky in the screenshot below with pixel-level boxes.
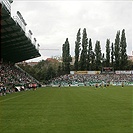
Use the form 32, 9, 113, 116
11, 0, 132, 62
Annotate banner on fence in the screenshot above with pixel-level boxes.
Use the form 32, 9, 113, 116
70, 71, 101, 75
115, 71, 133, 74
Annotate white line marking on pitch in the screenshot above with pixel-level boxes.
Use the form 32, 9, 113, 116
0, 93, 27, 103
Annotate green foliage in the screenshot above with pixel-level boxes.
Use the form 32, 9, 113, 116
18, 28, 132, 83
94, 40, 102, 70
62, 38, 71, 74
74, 28, 81, 71
106, 39, 110, 66
19, 59, 61, 83
80, 28, 88, 70
87, 38, 93, 70
114, 31, 121, 70
111, 43, 114, 67
101, 53, 106, 68
126, 60, 133, 70
120, 29, 128, 70
90, 51, 96, 70
45, 66, 56, 81
114, 29, 128, 70
57, 65, 62, 77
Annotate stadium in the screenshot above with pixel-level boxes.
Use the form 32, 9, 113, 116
0, 1, 133, 133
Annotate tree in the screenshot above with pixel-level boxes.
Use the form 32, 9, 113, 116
74, 28, 81, 71
120, 29, 128, 70
94, 40, 102, 70
114, 31, 120, 70
105, 39, 110, 66
57, 65, 62, 77
91, 51, 96, 70
46, 66, 56, 81
62, 38, 72, 74
87, 38, 93, 70
111, 42, 114, 68
80, 28, 88, 70
102, 53, 106, 68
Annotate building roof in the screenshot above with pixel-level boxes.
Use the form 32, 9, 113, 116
128, 55, 133, 62
1, 0, 41, 63
46, 58, 59, 63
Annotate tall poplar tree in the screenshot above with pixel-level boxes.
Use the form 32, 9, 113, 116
106, 39, 110, 66
111, 42, 114, 68
80, 28, 88, 70
62, 38, 71, 74
91, 51, 95, 70
114, 31, 120, 70
94, 41, 102, 70
102, 53, 106, 68
120, 29, 128, 70
74, 28, 81, 71
87, 38, 93, 70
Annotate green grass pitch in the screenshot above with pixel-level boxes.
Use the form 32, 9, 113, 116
0, 86, 133, 133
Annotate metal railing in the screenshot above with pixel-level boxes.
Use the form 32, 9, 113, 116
1, 0, 40, 52
1, 0, 11, 14
26, 32, 32, 41
25, 32, 38, 50
13, 15, 26, 32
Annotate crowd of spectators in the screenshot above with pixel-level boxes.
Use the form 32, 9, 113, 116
1, 62, 133, 96
50, 73, 133, 87
0, 62, 39, 96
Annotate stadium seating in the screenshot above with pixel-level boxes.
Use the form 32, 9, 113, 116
0, 0, 41, 95
50, 74, 133, 87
